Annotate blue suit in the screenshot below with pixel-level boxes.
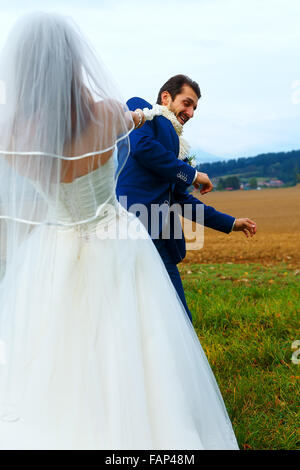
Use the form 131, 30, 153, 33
116, 97, 235, 321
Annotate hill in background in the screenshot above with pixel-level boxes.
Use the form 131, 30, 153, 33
195, 149, 300, 188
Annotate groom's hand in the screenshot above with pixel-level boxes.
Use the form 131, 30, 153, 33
233, 218, 257, 238
193, 172, 213, 195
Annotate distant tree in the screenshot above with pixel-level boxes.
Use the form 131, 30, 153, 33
249, 177, 258, 189
293, 163, 299, 185
224, 176, 240, 190
217, 178, 225, 190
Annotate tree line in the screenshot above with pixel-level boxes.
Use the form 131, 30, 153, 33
197, 149, 300, 185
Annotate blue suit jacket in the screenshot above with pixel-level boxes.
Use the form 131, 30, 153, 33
116, 97, 235, 264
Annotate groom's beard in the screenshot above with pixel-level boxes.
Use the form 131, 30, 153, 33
168, 102, 190, 125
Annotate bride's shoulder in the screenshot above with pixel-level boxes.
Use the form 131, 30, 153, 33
93, 99, 123, 119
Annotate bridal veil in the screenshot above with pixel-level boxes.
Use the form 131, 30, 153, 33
0, 12, 133, 423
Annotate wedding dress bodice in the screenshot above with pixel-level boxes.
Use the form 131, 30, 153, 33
47, 157, 120, 232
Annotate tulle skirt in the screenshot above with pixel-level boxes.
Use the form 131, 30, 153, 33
0, 208, 239, 450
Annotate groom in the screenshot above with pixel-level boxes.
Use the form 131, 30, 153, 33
116, 74, 256, 322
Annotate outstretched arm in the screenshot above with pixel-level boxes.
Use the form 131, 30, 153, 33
174, 186, 257, 236
173, 186, 235, 234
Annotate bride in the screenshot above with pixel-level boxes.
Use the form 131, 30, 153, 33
0, 12, 239, 450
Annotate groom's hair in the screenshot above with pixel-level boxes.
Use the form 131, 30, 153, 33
156, 74, 201, 104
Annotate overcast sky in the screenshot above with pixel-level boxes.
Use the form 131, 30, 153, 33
0, 0, 299, 161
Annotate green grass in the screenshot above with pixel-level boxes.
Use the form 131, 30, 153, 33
179, 263, 300, 450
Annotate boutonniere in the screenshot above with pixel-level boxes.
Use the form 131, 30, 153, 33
185, 154, 197, 168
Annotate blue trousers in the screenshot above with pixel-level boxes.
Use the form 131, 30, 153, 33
153, 239, 192, 323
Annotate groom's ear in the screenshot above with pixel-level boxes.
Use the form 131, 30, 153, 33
161, 91, 172, 107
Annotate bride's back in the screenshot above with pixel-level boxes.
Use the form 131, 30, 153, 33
0, 12, 131, 227
62, 100, 119, 183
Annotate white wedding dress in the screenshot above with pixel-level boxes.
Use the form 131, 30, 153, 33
0, 157, 239, 450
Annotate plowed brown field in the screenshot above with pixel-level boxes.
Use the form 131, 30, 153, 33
183, 184, 300, 267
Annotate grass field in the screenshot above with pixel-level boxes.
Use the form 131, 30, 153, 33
183, 184, 300, 266
179, 185, 300, 450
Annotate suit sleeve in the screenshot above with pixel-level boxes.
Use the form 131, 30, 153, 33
127, 98, 196, 187
173, 185, 235, 234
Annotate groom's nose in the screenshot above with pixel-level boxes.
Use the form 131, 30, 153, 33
186, 106, 194, 119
